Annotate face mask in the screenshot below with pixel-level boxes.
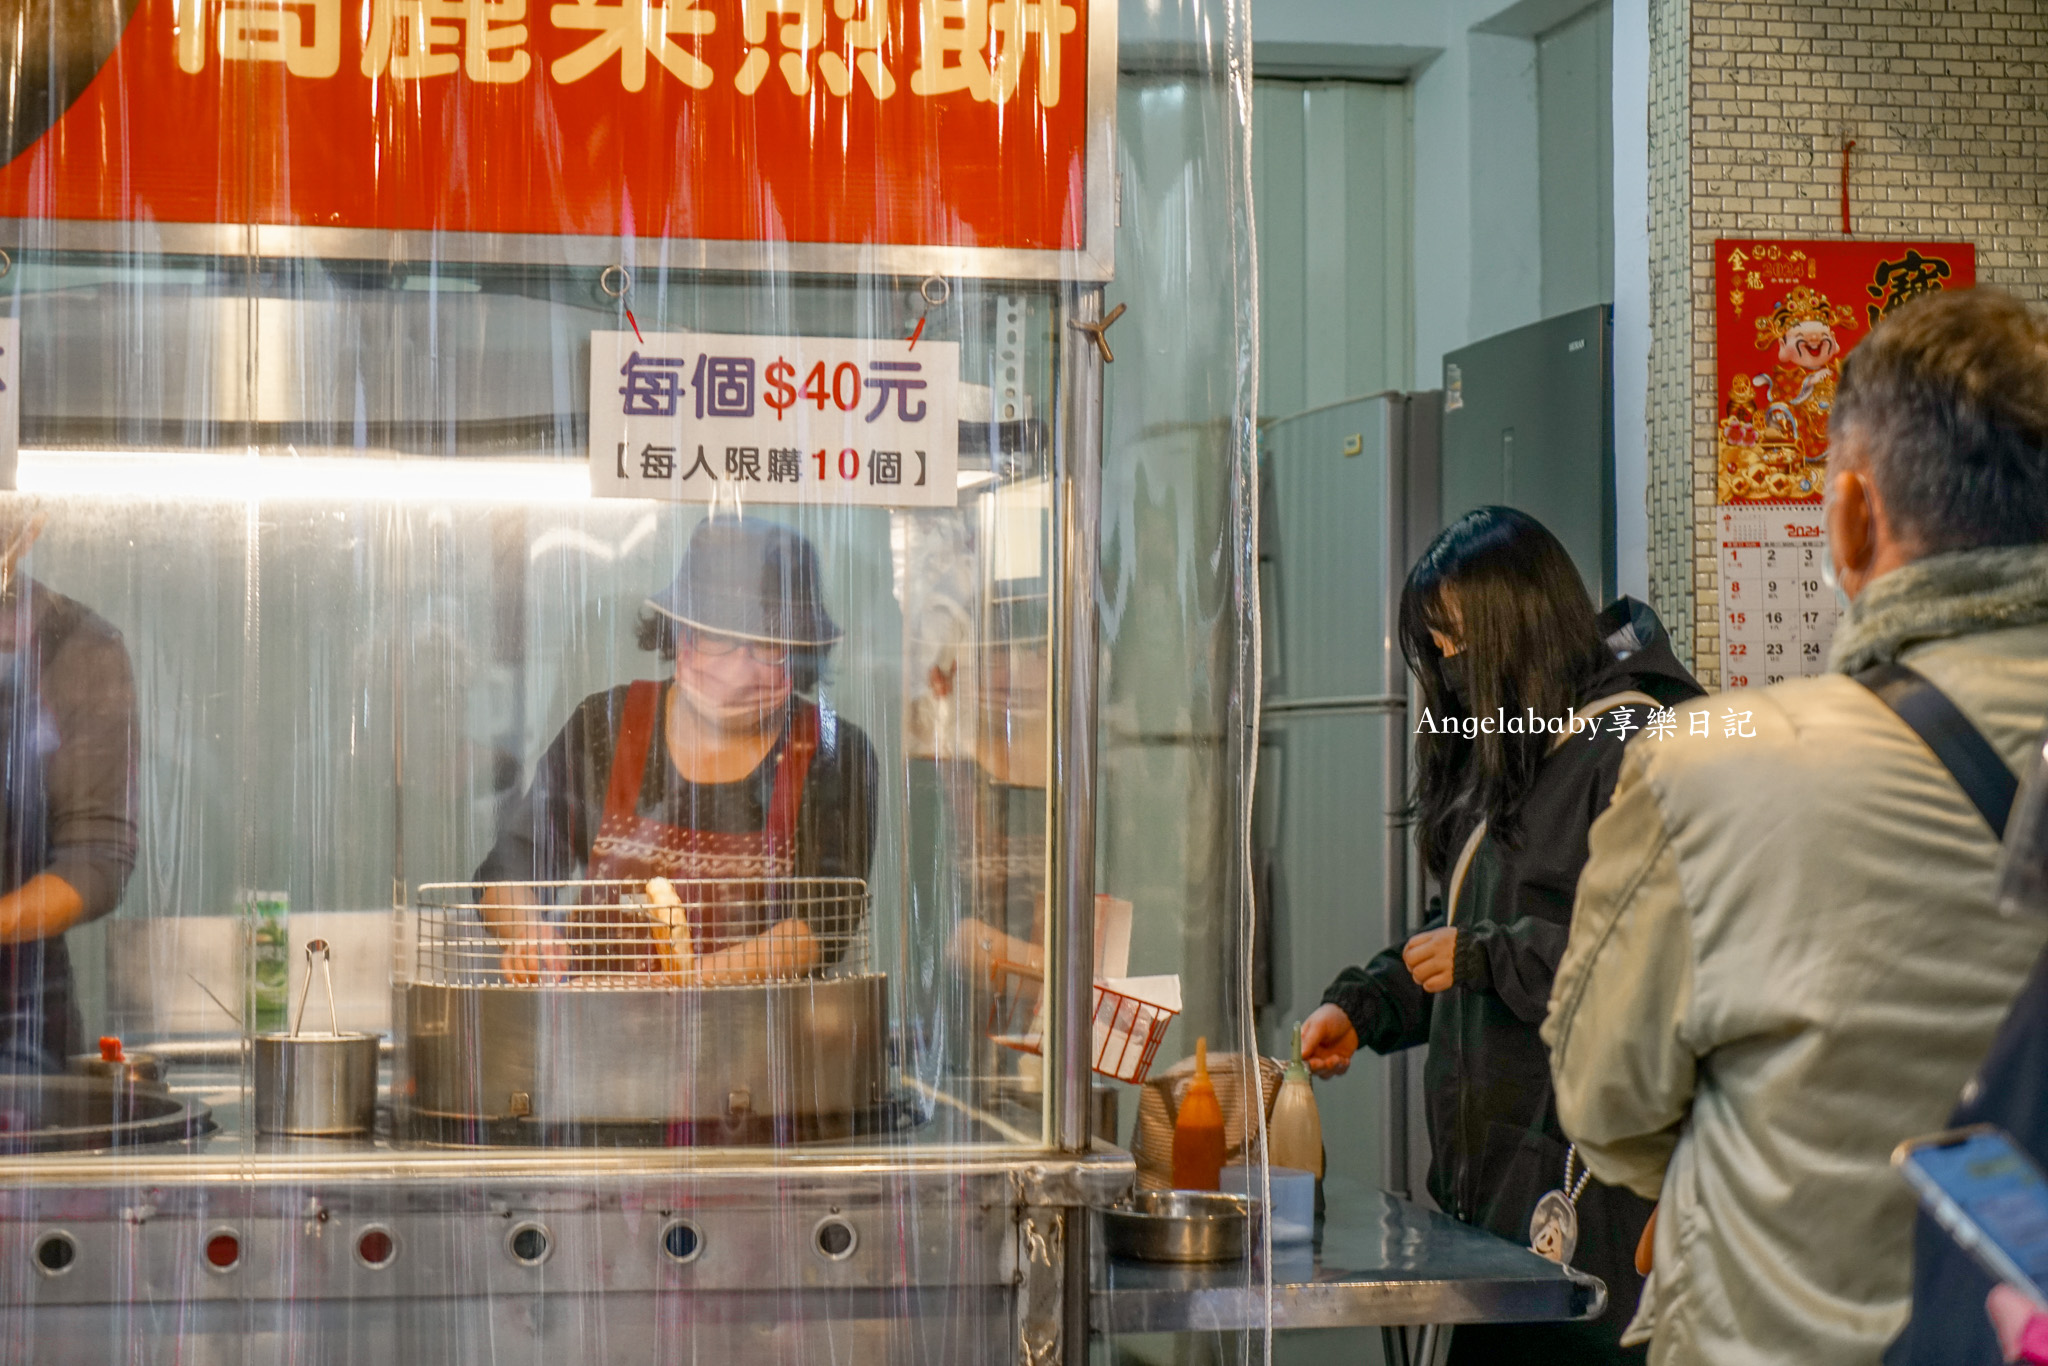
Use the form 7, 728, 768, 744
1819, 472, 1851, 609
673, 657, 793, 732
1439, 653, 1473, 713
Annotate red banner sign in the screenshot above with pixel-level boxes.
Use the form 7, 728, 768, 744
0, 0, 1104, 268
1714, 238, 1975, 505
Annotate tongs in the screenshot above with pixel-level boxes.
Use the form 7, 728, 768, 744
292, 938, 341, 1037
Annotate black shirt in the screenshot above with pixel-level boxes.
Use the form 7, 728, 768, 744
477, 681, 877, 888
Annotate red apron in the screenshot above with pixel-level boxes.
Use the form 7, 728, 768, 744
568, 679, 818, 975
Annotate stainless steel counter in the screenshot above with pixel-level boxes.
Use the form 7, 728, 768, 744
1093, 1179, 1605, 1334
0, 1065, 1133, 1366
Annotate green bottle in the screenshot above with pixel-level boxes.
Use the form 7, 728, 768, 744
240, 891, 290, 1033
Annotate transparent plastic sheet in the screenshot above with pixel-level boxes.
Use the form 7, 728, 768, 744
1094, 0, 1266, 1362
0, 0, 1257, 1362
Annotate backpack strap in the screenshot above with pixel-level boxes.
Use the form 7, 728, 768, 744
1445, 820, 1488, 927
1854, 661, 2018, 839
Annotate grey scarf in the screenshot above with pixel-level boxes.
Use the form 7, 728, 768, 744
1829, 543, 2048, 674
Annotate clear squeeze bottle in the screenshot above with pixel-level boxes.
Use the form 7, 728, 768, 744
1269, 1021, 1325, 1179
1173, 1036, 1226, 1191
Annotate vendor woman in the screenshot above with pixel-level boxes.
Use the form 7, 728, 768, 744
477, 518, 876, 984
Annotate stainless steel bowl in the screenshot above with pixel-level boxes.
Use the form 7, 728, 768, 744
1100, 1190, 1250, 1264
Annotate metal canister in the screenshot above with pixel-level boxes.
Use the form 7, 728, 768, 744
252, 1032, 379, 1136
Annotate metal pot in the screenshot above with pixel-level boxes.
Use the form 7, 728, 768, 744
253, 1032, 380, 1136
1099, 1190, 1249, 1264
404, 976, 888, 1128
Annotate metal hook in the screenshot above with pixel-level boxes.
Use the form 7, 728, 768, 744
0, 249, 14, 280
919, 276, 951, 309
599, 264, 632, 301
1067, 302, 1126, 365
292, 939, 340, 1038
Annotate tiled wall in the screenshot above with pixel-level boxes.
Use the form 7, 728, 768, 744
1646, 0, 2048, 683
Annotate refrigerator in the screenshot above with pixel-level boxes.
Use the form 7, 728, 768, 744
1440, 303, 1616, 600
1254, 391, 1440, 1202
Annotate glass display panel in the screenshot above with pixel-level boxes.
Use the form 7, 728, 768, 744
4, 264, 1066, 1153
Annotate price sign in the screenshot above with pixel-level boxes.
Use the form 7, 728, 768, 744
588, 330, 959, 507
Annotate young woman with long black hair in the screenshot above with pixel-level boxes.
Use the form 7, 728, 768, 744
1298, 506, 1701, 1364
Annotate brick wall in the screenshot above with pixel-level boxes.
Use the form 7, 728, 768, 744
1645, 0, 2048, 683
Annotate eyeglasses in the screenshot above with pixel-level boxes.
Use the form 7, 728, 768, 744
683, 628, 791, 667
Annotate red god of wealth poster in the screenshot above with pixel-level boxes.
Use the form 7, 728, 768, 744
1715, 239, 1976, 505
1713, 238, 1973, 691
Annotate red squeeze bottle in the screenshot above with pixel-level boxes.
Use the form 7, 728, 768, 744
1172, 1036, 1227, 1191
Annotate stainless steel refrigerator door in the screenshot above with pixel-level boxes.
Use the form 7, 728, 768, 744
1440, 304, 1616, 602
1254, 710, 1392, 1193
1259, 395, 1401, 705
1255, 392, 1415, 1199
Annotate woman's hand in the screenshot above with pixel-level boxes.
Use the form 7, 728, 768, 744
480, 886, 563, 984
1300, 1003, 1360, 1079
1403, 927, 1459, 993
690, 918, 820, 984
500, 921, 565, 984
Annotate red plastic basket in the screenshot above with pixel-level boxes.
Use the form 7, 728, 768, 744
987, 958, 1178, 1084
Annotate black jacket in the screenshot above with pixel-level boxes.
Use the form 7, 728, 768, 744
1886, 943, 2048, 1366
1321, 598, 1701, 1358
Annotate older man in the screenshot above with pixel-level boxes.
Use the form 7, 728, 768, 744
1542, 287, 2048, 1366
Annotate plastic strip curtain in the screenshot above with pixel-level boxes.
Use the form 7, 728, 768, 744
0, 0, 1256, 1359
1094, 0, 1264, 1360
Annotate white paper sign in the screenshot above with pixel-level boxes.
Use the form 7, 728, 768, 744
588, 329, 958, 507
1718, 504, 1839, 689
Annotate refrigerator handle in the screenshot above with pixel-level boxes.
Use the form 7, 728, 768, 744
1258, 449, 1284, 698
1250, 729, 1285, 1017
1381, 395, 1413, 1200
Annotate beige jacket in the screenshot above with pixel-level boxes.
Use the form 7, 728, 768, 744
1543, 553, 2048, 1366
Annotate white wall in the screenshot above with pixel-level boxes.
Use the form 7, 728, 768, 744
1241, 1, 1533, 382
1611, 0, 1650, 600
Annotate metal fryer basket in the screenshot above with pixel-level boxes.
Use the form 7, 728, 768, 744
412, 878, 871, 987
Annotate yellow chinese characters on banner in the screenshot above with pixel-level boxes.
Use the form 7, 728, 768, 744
361, 0, 535, 82
167, 0, 1077, 104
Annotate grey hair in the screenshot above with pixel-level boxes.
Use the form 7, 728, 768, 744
1832, 287, 2048, 555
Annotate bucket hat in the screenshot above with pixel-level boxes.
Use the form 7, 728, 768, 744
645, 520, 842, 647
